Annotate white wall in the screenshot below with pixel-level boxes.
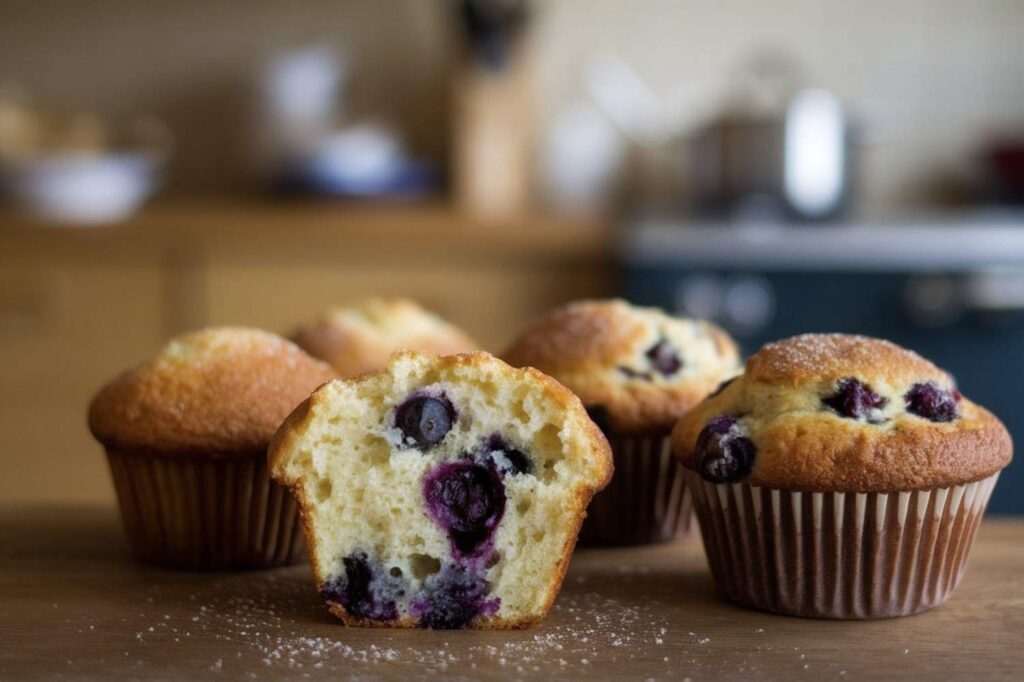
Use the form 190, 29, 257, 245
535, 0, 1024, 208
1, 0, 1022, 208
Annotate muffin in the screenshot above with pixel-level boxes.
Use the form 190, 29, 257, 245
672, 333, 1012, 619
503, 299, 741, 545
293, 298, 479, 378
88, 327, 338, 570
269, 350, 612, 628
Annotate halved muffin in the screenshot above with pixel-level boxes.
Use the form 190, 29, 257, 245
270, 350, 612, 628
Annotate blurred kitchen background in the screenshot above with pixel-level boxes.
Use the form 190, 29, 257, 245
2, 0, 1023, 512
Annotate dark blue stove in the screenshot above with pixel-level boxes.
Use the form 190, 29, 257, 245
623, 218, 1024, 514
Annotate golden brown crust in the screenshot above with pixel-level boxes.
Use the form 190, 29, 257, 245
89, 327, 338, 458
671, 334, 1013, 492
269, 350, 612, 629
292, 298, 479, 378
502, 299, 741, 435
746, 333, 948, 388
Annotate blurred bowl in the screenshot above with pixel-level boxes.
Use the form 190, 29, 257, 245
2, 153, 160, 225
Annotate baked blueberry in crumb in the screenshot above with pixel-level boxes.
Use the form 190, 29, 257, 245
646, 339, 682, 376
617, 339, 682, 380
695, 415, 756, 484
423, 461, 506, 556
822, 377, 887, 422
905, 382, 960, 422
483, 434, 532, 476
395, 394, 455, 449
321, 552, 404, 621
413, 564, 499, 629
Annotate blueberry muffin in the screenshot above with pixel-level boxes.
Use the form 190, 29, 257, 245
503, 299, 740, 545
293, 298, 479, 378
88, 327, 338, 570
672, 333, 1012, 618
269, 350, 612, 628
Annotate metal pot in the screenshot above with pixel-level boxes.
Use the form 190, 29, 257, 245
690, 87, 855, 222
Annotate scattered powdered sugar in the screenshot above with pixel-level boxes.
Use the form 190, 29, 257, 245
106, 557, 892, 678
117, 573, 700, 677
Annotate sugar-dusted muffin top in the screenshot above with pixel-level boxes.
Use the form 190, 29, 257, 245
672, 334, 1012, 492
293, 298, 480, 378
502, 299, 741, 435
89, 327, 338, 457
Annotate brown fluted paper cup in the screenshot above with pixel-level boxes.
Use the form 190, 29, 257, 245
579, 434, 693, 546
105, 450, 304, 570
685, 468, 999, 619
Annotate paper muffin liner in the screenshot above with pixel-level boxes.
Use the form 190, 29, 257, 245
578, 434, 693, 546
684, 468, 999, 618
105, 449, 304, 570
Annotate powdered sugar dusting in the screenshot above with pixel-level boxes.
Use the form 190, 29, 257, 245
113, 572, 700, 677
23, 539, 931, 679
749, 333, 940, 384
10, 494, 992, 681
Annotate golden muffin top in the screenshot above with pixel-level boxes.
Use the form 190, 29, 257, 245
293, 298, 479, 378
672, 333, 1012, 492
89, 327, 338, 457
503, 299, 741, 435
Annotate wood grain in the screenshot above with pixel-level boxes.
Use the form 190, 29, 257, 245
1, 506, 1020, 680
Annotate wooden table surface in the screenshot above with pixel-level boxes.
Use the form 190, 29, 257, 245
1, 506, 1021, 681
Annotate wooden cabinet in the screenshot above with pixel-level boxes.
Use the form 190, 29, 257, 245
0, 260, 166, 503
0, 201, 613, 503
203, 261, 611, 351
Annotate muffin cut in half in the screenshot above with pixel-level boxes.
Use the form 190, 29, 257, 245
292, 298, 479, 378
270, 350, 613, 628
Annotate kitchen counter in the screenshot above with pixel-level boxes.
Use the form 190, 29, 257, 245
0, 199, 614, 264
626, 215, 1024, 270
2, 506, 1020, 680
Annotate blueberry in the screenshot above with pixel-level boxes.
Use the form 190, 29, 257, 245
320, 552, 403, 621
694, 415, 756, 484
646, 339, 683, 376
822, 377, 887, 421
423, 462, 506, 556
905, 382, 960, 422
585, 405, 613, 434
618, 339, 682, 379
483, 435, 532, 476
395, 394, 455, 449
413, 564, 499, 629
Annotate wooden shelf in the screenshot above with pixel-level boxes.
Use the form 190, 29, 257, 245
1, 506, 1020, 679
0, 199, 616, 265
